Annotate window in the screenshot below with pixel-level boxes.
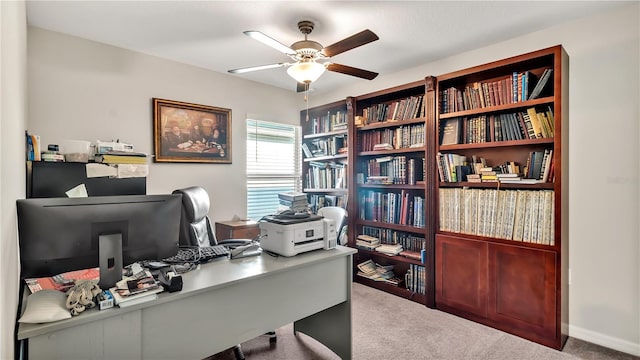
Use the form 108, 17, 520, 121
246, 119, 301, 220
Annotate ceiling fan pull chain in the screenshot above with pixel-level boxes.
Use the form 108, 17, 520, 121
305, 83, 310, 122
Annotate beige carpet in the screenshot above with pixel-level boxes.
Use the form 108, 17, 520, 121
208, 282, 638, 360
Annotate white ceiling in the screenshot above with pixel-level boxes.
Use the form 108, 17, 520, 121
25, 1, 628, 95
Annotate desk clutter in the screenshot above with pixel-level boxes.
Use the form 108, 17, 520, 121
24, 132, 149, 178
20, 262, 181, 323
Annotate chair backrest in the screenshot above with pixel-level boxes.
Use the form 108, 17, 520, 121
172, 186, 217, 247
317, 206, 347, 245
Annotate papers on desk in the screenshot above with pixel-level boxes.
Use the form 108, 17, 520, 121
109, 270, 163, 307
24, 268, 100, 294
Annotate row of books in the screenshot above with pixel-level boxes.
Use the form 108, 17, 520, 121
361, 226, 426, 253
405, 264, 425, 295
439, 188, 555, 245
360, 95, 424, 124
358, 123, 425, 151
365, 155, 408, 185
302, 134, 347, 158
436, 152, 552, 183
307, 110, 347, 134
307, 195, 347, 214
439, 106, 554, 146
439, 69, 552, 114
305, 161, 347, 190
358, 190, 425, 228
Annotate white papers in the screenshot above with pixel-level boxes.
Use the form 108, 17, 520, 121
65, 184, 88, 198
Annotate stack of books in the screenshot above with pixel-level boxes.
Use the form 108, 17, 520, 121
372, 143, 393, 151
375, 243, 403, 256
95, 150, 148, 165
355, 234, 380, 250
356, 259, 400, 285
278, 192, 309, 213
109, 268, 163, 308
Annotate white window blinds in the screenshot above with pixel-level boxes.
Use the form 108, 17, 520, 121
246, 119, 301, 220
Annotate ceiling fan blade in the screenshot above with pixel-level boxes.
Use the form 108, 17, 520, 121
296, 82, 307, 93
244, 31, 295, 54
326, 63, 378, 80
322, 29, 379, 57
228, 63, 288, 74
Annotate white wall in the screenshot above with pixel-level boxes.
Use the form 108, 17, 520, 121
27, 26, 302, 222
0, 1, 27, 359
316, 3, 640, 356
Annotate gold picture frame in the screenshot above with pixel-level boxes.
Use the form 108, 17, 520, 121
153, 98, 231, 163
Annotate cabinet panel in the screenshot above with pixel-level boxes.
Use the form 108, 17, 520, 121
488, 244, 556, 338
436, 234, 487, 316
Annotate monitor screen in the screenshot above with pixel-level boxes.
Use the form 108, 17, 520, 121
16, 194, 182, 281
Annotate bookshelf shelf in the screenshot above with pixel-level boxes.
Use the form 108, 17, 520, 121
303, 153, 348, 162
438, 181, 554, 190
303, 188, 348, 194
439, 96, 554, 119
358, 147, 426, 156
303, 129, 348, 139
433, 45, 568, 350
439, 137, 553, 151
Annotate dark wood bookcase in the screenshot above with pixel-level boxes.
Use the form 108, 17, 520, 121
431, 45, 568, 349
347, 78, 437, 307
300, 100, 350, 213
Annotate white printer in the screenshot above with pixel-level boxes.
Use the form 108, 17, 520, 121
259, 214, 337, 257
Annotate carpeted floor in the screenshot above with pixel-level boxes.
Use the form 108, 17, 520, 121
207, 283, 638, 360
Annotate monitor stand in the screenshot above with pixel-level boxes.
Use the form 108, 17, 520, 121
98, 233, 123, 290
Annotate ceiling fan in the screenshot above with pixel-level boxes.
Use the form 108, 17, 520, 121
228, 20, 379, 92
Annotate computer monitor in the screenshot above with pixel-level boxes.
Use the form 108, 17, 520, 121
16, 194, 182, 288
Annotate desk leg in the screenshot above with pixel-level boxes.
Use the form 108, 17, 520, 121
294, 299, 351, 360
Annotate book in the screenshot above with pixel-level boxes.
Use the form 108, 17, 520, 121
278, 191, 307, 202
109, 286, 163, 307
526, 108, 544, 139
95, 154, 148, 164
24, 267, 100, 294
440, 118, 461, 145
528, 68, 553, 100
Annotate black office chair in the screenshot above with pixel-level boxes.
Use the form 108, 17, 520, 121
172, 186, 276, 359
172, 186, 217, 247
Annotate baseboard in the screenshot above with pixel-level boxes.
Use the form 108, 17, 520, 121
569, 324, 640, 356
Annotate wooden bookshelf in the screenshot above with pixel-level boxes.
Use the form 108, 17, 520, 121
432, 45, 568, 350
300, 100, 350, 213
348, 78, 437, 307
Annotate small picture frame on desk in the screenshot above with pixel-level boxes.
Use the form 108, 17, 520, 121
153, 98, 232, 164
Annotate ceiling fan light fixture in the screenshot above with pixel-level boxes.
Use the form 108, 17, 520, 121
287, 61, 326, 83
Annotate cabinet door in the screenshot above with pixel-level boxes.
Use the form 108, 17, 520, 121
487, 244, 556, 340
436, 234, 488, 317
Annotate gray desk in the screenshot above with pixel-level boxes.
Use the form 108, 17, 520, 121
17, 246, 356, 360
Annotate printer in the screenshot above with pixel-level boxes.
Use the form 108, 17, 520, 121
259, 214, 337, 257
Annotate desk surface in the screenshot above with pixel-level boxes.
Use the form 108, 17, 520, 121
18, 246, 356, 340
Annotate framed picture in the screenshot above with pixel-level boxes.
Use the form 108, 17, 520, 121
153, 98, 231, 163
